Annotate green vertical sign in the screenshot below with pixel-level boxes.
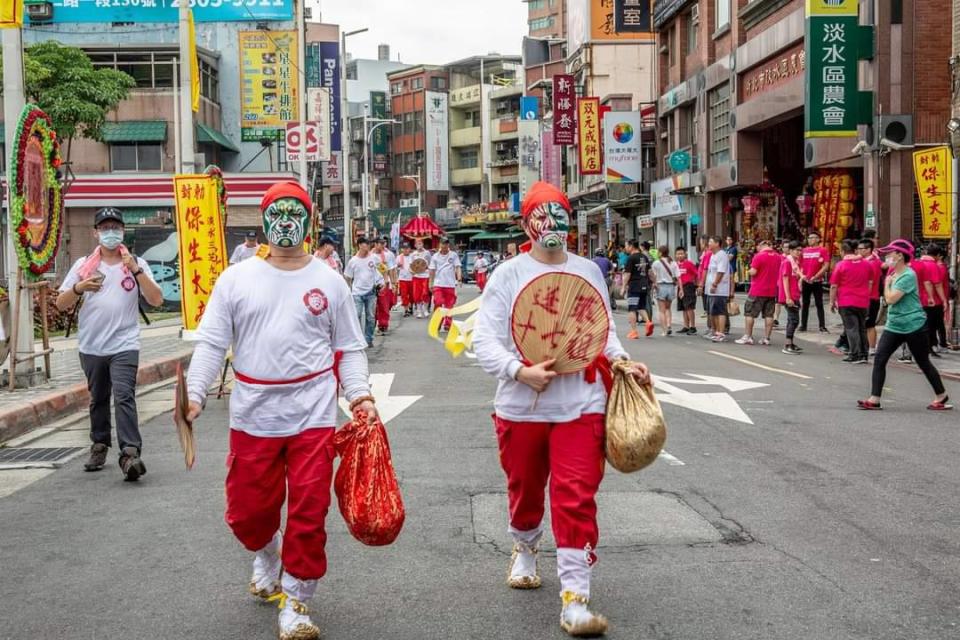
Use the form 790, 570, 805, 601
371, 91, 388, 156
804, 0, 872, 138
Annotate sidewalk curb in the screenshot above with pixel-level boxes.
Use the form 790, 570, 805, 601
0, 348, 193, 445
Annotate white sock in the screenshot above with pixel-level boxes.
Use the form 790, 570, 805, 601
281, 573, 318, 602
509, 525, 543, 578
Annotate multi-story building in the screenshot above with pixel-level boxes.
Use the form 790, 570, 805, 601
527, 0, 567, 38
655, 0, 951, 268
489, 81, 523, 203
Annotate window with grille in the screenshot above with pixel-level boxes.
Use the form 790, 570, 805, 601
709, 84, 731, 166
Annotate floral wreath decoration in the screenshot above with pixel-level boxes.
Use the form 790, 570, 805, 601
9, 105, 64, 277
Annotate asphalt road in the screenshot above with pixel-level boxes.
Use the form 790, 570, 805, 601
1, 289, 959, 640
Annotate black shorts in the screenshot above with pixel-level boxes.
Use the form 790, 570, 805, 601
678, 283, 697, 311
627, 290, 648, 313
708, 295, 728, 317
865, 299, 881, 328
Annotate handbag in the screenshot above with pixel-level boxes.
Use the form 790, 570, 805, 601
605, 360, 667, 473
727, 300, 742, 316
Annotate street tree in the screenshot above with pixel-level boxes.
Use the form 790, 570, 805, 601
2, 41, 135, 162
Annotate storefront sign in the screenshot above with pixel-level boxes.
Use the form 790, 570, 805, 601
650, 178, 683, 219
174, 175, 227, 331
239, 31, 299, 134
913, 146, 953, 239
319, 42, 342, 152
521, 96, 540, 121
577, 97, 602, 176
742, 46, 806, 101
21, 0, 291, 23
804, 0, 869, 138
449, 85, 482, 106
614, 0, 653, 33
370, 90, 388, 171
603, 111, 642, 183
668, 150, 690, 173
1, 0, 22, 28
321, 151, 341, 187
425, 91, 449, 191
307, 88, 331, 161
578, 210, 588, 234
541, 131, 562, 189
638, 215, 654, 229
553, 75, 576, 146
519, 118, 541, 201
285, 122, 323, 163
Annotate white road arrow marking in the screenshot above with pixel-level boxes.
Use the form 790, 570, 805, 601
655, 374, 770, 393
339, 373, 422, 424
652, 377, 757, 425
657, 451, 685, 466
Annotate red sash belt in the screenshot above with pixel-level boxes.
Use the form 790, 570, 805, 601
234, 351, 343, 387
520, 353, 614, 395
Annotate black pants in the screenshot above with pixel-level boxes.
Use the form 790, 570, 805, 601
79, 350, 141, 454
925, 305, 947, 349
785, 304, 800, 341
871, 326, 945, 398
839, 307, 868, 359
801, 281, 826, 330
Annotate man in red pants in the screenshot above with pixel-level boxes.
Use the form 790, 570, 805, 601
410, 239, 432, 318
185, 182, 377, 640
396, 243, 415, 316
373, 237, 397, 335
474, 251, 489, 292
429, 238, 461, 332
473, 181, 651, 637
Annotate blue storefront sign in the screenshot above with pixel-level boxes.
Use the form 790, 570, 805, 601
520, 96, 539, 121
32, 0, 293, 23
319, 41, 342, 152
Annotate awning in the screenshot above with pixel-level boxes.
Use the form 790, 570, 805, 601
400, 214, 444, 239
197, 123, 240, 153
470, 230, 526, 241
102, 121, 167, 143
446, 228, 482, 236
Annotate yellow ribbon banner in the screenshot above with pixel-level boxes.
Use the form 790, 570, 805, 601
428, 297, 483, 358
0, 0, 23, 29
174, 175, 228, 330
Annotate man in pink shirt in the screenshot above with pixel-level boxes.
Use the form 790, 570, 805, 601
829, 239, 874, 364
858, 238, 883, 354
778, 241, 803, 354
800, 231, 832, 333
737, 240, 780, 345
916, 243, 947, 356
675, 247, 698, 334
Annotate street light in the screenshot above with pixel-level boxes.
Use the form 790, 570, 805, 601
400, 174, 422, 214
341, 27, 369, 257
362, 116, 400, 236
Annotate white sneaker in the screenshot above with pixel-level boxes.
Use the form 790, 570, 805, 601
735, 335, 754, 345
711, 333, 727, 343
560, 591, 609, 637
278, 598, 320, 640
507, 541, 541, 589
758, 338, 771, 346
249, 532, 282, 601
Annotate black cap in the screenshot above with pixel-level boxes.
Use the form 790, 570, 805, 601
94, 207, 123, 227
246, 231, 257, 239
641, 241, 651, 250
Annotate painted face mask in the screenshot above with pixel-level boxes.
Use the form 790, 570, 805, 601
263, 197, 309, 248
98, 229, 124, 250
524, 201, 570, 251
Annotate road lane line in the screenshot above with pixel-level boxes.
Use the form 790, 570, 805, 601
707, 350, 813, 380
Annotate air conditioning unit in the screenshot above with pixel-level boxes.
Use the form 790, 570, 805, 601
495, 142, 509, 152
875, 115, 914, 149
25, 0, 54, 22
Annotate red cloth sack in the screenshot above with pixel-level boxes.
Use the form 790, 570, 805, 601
333, 416, 405, 546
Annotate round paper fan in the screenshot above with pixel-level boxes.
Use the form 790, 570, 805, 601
511, 272, 610, 374
410, 257, 429, 275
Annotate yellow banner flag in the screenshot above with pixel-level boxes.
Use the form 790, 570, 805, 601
188, 10, 200, 112
174, 175, 228, 330
0, 0, 23, 29
912, 146, 953, 240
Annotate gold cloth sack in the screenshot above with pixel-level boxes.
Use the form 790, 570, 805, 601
605, 360, 666, 473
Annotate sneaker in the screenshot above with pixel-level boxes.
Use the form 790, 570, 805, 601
83, 443, 108, 472
819, 327, 830, 334
685, 328, 697, 336
702, 331, 717, 341
506, 542, 541, 590
798, 326, 808, 333
711, 333, 726, 343
897, 355, 913, 364
560, 591, 609, 638
855, 357, 870, 365
869, 348, 877, 357
645, 323, 655, 337
758, 338, 771, 346
626, 329, 640, 340
735, 335, 754, 345
249, 533, 282, 602
277, 599, 320, 640
119, 446, 146, 482
842, 356, 858, 363
782, 344, 803, 355
931, 351, 943, 359
667, 329, 673, 336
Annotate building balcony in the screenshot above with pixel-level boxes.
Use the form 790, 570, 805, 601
491, 117, 520, 142
490, 83, 523, 100
491, 164, 519, 185
451, 167, 483, 186
450, 126, 482, 148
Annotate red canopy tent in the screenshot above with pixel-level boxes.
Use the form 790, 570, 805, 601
400, 214, 444, 241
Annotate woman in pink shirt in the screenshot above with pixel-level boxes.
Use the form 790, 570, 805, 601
778, 241, 804, 355
829, 239, 874, 364
675, 247, 698, 334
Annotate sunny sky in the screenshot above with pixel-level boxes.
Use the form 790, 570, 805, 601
313, 0, 528, 66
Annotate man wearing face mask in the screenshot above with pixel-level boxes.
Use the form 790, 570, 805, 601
473, 182, 652, 637
184, 182, 377, 640
56, 207, 164, 480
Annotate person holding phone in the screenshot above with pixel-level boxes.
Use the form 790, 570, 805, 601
56, 207, 163, 481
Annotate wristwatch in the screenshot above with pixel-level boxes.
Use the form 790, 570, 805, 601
132, 269, 144, 277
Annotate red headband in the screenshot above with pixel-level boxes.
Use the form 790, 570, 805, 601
521, 181, 571, 218
261, 181, 312, 213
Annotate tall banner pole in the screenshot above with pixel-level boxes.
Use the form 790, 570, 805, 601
178, 2, 195, 174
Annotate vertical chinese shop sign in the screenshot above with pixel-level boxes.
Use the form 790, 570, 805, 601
553, 74, 576, 146
913, 146, 953, 240
804, 0, 870, 137
174, 175, 228, 331
577, 97, 602, 176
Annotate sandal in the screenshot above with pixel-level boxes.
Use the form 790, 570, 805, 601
857, 399, 883, 410
927, 396, 954, 411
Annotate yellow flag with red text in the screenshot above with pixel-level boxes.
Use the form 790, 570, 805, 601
188, 10, 200, 112
0, 0, 24, 29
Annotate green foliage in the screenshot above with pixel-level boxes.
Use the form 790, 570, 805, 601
2, 41, 135, 158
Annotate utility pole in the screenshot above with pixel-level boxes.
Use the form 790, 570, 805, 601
296, 0, 308, 189
3, 26, 35, 381
340, 27, 368, 256
178, 1, 195, 174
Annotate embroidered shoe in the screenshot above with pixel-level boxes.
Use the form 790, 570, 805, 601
249, 533, 282, 602
507, 541, 541, 589
560, 591, 608, 637
276, 596, 320, 640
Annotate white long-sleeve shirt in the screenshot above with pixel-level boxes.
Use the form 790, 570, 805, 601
186, 257, 370, 437
473, 252, 629, 422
